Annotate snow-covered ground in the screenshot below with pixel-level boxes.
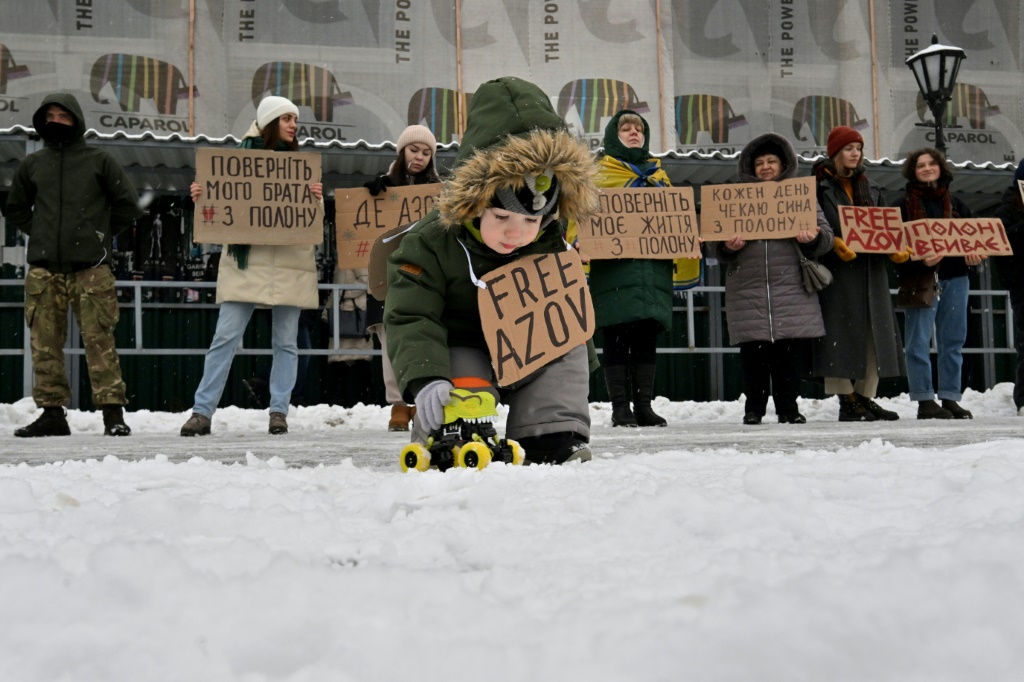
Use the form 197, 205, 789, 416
1, 387, 1023, 681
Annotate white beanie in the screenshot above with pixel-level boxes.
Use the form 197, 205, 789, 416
396, 124, 437, 152
256, 96, 299, 131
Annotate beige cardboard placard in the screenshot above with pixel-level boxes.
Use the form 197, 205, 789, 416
699, 176, 816, 241
478, 249, 594, 387
193, 148, 323, 245
367, 222, 415, 300
838, 206, 905, 253
905, 218, 1013, 259
335, 184, 441, 269
576, 186, 699, 259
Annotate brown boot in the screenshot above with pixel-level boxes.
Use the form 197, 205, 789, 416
388, 404, 412, 431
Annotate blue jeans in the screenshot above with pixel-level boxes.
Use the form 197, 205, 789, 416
192, 301, 301, 417
903, 275, 969, 401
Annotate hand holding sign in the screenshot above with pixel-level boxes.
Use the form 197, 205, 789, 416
479, 250, 594, 386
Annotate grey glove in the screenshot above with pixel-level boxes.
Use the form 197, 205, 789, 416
414, 380, 454, 433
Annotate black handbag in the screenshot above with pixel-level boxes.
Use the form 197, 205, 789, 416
792, 241, 832, 293
337, 307, 368, 338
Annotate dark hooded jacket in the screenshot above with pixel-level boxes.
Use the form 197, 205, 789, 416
384, 77, 598, 402
994, 183, 1024, 294
5, 93, 142, 273
713, 133, 833, 344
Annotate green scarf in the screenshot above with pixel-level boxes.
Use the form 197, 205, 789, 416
602, 109, 653, 167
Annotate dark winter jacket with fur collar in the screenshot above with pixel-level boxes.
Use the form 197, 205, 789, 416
713, 132, 833, 344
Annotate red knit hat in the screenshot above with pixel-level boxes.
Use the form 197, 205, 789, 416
826, 126, 864, 160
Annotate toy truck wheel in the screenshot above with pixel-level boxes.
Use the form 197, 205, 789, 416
400, 443, 431, 472
456, 442, 492, 470
506, 439, 525, 466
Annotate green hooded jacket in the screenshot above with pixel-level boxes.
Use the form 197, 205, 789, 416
384, 77, 599, 402
5, 93, 142, 273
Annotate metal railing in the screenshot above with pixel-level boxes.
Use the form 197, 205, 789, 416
1, 278, 1017, 401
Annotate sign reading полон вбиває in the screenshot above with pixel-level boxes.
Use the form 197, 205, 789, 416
193, 148, 323, 245
905, 217, 1013, 259
699, 177, 817, 242
576, 187, 699, 259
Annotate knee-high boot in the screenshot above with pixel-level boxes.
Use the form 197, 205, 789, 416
633, 363, 667, 427
604, 365, 637, 427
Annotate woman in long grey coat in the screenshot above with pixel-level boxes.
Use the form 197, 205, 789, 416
811, 126, 907, 421
714, 133, 833, 424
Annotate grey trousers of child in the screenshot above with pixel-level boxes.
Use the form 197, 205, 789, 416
410, 344, 591, 445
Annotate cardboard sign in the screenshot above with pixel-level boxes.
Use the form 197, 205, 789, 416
838, 206, 905, 253
905, 218, 1013, 259
193, 148, 323, 245
699, 177, 817, 241
478, 249, 594, 387
367, 222, 415, 300
576, 186, 699, 259
335, 184, 441, 269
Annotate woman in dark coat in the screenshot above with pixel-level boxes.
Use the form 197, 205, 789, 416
811, 126, 906, 421
713, 133, 833, 425
589, 110, 676, 427
994, 159, 1024, 415
895, 147, 981, 420
362, 125, 441, 431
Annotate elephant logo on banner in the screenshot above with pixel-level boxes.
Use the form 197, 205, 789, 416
90, 54, 197, 115
0, 43, 31, 94
557, 79, 649, 135
251, 62, 353, 123
792, 95, 868, 147
408, 87, 473, 144
675, 95, 748, 145
916, 82, 1000, 130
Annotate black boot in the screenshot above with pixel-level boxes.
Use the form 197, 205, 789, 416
102, 405, 132, 436
632, 363, 667, 427
838, 394, 877, 422
516, 432, 592, 465
917, 399, 953, 420
14, 406, 71, 438
604, 365, 637, 427
941, 400, 973, 419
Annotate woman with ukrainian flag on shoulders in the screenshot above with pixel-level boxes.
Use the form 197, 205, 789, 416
588, 110, 678, 428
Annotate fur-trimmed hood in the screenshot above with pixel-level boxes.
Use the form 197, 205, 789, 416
437, 76, 598, 229
737, 132, 798, 182
439, 127, 598, 228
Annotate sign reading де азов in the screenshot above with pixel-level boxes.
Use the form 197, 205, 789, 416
335, 184, 441, 269
193, 148, 323, 245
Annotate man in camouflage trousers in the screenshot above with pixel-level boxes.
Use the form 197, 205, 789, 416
6, 93, 142, 437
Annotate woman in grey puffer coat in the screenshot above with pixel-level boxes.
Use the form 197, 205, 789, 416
713, 133, 833, 424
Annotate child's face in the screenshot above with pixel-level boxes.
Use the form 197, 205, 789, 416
479, 207, 543, 255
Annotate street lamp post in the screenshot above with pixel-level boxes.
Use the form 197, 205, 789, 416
906, 34, 966, 156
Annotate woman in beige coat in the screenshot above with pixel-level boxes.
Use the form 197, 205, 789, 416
180, 96, 322, 436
